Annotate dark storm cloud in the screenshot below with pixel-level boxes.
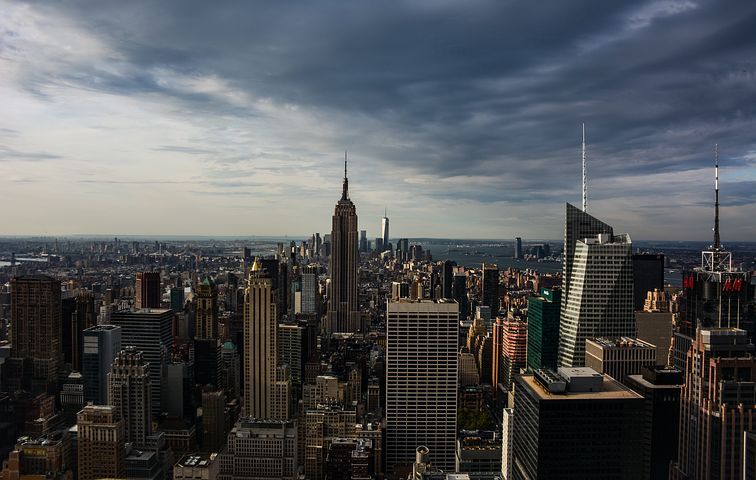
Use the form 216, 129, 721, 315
6, 0, 756, 237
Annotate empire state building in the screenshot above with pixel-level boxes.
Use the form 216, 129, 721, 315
326, 158, 361, 334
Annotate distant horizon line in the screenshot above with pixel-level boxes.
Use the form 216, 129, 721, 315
0, 234, 752, 245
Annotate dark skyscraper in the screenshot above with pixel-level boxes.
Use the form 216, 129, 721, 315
512, 368, 643, 479
82, 324, 122, 405
453, 272, 468, 319
9, 275, 62, 395
632, 254, 664, 311
326, 159, 360, 334
481, 264, 500, 315
135, 271, 161, 309
441, 260, 455, 299
514, 237, 522, 260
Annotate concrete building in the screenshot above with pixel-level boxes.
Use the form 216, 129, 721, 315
201, 390, 226, 454
559, 230, 634, 368
584, 337, 657, 385
218, 419, 297, 480
632, 254, 665, 311
501, 319, 527, 396
501, 408, 513, 480
304, 404, 357, 480
108, 346, 151, 446
111, 308, 173, 416
386, 299, 458, 474
82, 324, 121, 405
77, 405, 125, 480
455, 431, 501, 474
481, 265, 500, 316
0, 431, 73, 480
243, 258, 279, 419
326, 160, 361, 334
635, 289, 674, 366
512, 367, 643, 479
278, 323, 305, 386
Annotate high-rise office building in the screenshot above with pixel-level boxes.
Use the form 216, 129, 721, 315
195, 276, 219, 339
632, 254, 664, 311
559, 231, 634, 367
453, 272, 468, 319
201, 389, 226, 453
386, 299, 458, 473
626, 366, 682, 480
194, 337, 222, 389
243, 258, 279, 419
219, 419, 298, 480
108, 346, 151, 446
82, 324, 122, 405
670, 328, 756, 480
527, 287, 561, 372
441, 260, 455, 299
326, 160, 360, 334
9, 275, 62, 395
481, 264, 500, 315
501, 319, 527, 397
110, 308, 173, 417
585, 337, 656, 385
301, 265, 318, 315
359, 230, 367, 253
170, 286, 185, 312
62, 291, 96, 371
514, 237, 522, 260
672, 154, 756, 370
77, 405, 125, 480
304, 404, 357, 480
512, 368, 643, 479
381, 210, 390, 252
278, 322, 305, 386
492, 318, 504, 396
135, 271, 161, 309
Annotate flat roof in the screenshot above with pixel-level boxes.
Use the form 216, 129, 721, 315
521, 374, 642, 401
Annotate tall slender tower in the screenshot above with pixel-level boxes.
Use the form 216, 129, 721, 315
381, 209, 390, 252
326, 156, 360, 334
244, 258, 279, 419
195, 276, 219, 339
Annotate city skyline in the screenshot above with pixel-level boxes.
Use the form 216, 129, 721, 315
2, 1, 756, 240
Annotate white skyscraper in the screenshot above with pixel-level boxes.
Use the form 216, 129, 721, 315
381, 210, 389, 251
386, 299, 458, 474
502, 407, 514, 480
558, 232, 635, 367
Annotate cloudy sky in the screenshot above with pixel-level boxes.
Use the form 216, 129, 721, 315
1, 0, 755, 240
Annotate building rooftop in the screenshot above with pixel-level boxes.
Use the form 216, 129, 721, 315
522, 373, 642, 401
176, 453, 217, 468
587, 337, 656, 349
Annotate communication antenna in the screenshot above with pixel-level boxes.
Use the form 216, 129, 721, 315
582, 123, 587, 212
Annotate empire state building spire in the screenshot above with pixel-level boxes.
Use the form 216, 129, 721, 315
341, 152, 349, 201
328, 152, 360, 334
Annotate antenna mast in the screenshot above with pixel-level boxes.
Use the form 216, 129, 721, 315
582, 123, 587, 212
713, 144, 720, 250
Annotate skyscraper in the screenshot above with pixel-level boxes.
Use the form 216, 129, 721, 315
670, 328, 756, 480
219, 419, 298, 480
482, 264, 500, 315
632, 254, 664, 311
359, 230, 367, 253
441, 260, 455, 299
585, 337, 656, 385
514, 237, 522, 260
82, 324, 122, 405
243, 258, 278, 419
77, 405, 125, 480
110, 308, 173, 416
135, 271, 161, 309
108, 346, 151, 446
512, 368, 643, 479
9, 275, 62, 395
326, 159, 360, 334
559, 231, 634, 368
453, 272, 468, 319
195, 276, 218, 339
527, 287, 561, 372
386, 299, 458, 474
501, 319, 527, 397
301, 265, 318, 315
381, 209, 389, 252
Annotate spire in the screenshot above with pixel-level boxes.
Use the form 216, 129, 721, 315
384, 207, 387, 218
251, 256, 262, 272
582, 122, 587, 212
341, 151, 349, 201
713, 144, 720, 250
